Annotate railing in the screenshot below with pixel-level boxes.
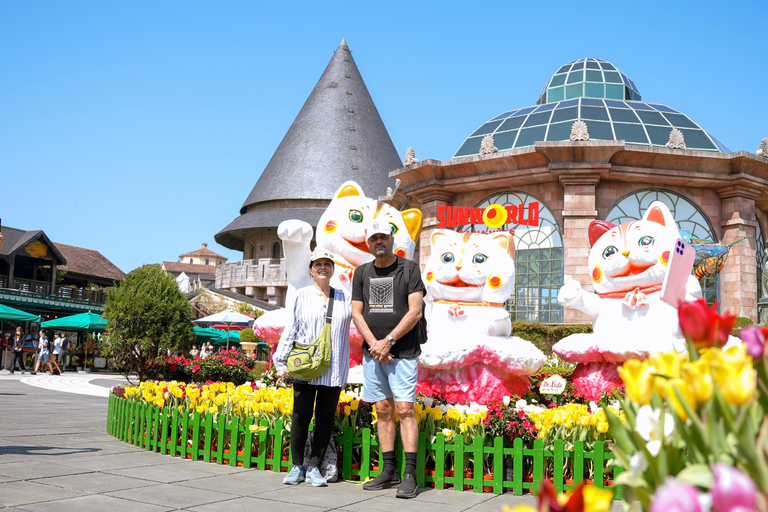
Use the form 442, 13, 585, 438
106, 395, 623, 498
216, 258, 288, 289
0, 276, 107, 303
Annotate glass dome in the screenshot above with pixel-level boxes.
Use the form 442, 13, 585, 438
453, 59, 730, 158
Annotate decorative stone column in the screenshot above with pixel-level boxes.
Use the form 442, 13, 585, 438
558, 173, 600, 323
717, 185, 759, 322
413, 189, 454, 269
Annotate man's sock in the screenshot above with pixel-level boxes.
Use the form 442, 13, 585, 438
382, 450, 397, 476
404, 451, 417, 476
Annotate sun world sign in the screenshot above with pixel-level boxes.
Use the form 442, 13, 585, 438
437, 203, 540, 229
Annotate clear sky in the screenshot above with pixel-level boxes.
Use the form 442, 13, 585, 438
2, 1, 766, 274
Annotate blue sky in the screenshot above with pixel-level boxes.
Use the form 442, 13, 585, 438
2, 1, 766, 274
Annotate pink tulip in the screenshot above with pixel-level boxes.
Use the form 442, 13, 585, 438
739, 326, 768, 359
711, 463, 758, 512
649, 477, 702, 512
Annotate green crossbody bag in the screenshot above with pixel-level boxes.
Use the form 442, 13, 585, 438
287, 288, 335, 380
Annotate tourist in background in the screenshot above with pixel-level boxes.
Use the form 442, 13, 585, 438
189, 344, 200, 358
10, 327, 27, 374
59, 334, 70, 373
274, 248, 352, 487
32, 329, 50, 375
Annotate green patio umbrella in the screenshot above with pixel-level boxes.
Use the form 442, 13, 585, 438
193, 326, 225, 343
0, 304, 41, 322
211, 330, 240, 346
41, 311, 107, 332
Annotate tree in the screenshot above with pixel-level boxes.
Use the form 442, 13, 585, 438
103, 264, 193, 382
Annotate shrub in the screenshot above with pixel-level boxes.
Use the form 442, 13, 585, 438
732, 316, 754, 337
510, 321, 592, 356
239, 328, 258, 343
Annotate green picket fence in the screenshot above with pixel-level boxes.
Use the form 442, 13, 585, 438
107, 394, 623, 498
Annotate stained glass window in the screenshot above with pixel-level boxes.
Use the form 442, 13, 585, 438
459, 192, 564, 323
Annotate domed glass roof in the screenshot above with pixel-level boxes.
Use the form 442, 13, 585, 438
453, 59, 730, 158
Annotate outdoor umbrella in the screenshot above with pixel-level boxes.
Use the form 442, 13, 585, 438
193, 326, 226, 343
194, 310, 253, 350
211, 329, 240, 346
0, 303, 41, 322
42, 311, 108, 367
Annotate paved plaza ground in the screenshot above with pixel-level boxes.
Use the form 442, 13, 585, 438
0, 371, 624, 511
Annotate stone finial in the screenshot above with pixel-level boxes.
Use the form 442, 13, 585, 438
666, 128, 686, 150
479, 134, 498, 154
757, 138, 768, 158
570, 120, 589, 141
404, 147, 418, 166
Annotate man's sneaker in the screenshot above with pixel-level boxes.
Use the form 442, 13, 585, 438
283, 465, 305, 485
396, 473, 418, 499
362, 470, 400, 490
305, 466, 327, 487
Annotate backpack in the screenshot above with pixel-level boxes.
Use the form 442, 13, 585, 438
362, 257, 428, 344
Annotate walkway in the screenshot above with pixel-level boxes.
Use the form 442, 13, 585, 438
0, 371, 623, 511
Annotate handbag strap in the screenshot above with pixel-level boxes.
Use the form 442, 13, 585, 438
324, 288, 335, 324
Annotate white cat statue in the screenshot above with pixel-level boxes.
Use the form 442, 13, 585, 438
417, 229, 546, 404
252, 181, 422, 368
554, 200, 705, 400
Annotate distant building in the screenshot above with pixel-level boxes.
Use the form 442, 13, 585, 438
161, 243, 226, 293
178, 243, 227, 267
215, 39, 401, 305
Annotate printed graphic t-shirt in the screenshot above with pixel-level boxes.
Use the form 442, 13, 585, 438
352, 256, 426, 359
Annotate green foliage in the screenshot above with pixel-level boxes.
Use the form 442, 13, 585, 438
103, 264, 194, 382
509, 321, 592, 356
732, 316, 754, 336
234, 302, 264, 318
239, 328, 258, 343
249, 361, 268, 381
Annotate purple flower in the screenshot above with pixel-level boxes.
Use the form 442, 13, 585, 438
649, 477, 702, 512
739, 326, 768, 359
711, 463, 758, 512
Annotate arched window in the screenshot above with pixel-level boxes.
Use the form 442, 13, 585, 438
460, 191, 564, 323
757, 219, 766, 323
272, 242, 282, 259
604, 189, 719, 304
189, 258, 193, 264
204, 259, 210, 265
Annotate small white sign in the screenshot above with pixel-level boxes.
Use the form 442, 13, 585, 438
540, 375, 567, 395
94, 357, 106, 369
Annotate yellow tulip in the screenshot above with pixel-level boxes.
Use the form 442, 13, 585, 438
344, 405, 352, 416
617, 359, 655, 405
502, 506, 537, 512
441, 428, 454, 438
681, 360, 714, 403
350, 399, 359, 411
663, 378, 695, 421
648, 352, 684, 396
582, 486, 614, 512
710, 357, 757, 406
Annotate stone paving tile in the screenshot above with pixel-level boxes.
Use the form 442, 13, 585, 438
185, 495, 326, 512
415, 488, 497, 506
336, 494, 467, 512
256, 481, 372, 509
169, 457, 248, 476
174, 469, 287, 495
0, 460, 91, 480
106, 482, 239, 508
41, 471, 156, 493
0, 479, 87, 507
19, 493, 174, 512
104, 461, 237, 484
52, 451, 191, 472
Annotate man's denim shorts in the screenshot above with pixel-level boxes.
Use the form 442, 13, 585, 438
361, 354, 418, 403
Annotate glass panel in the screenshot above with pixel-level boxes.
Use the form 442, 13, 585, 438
581, 98, 604, 106
585, 70, 603, 82
604, 99, 628, 108
499, 116, 527, 131
630, 102, 654, 110
662, 113, 699, 129
608, 108, 640, 123
550, 73, 567, 87
453, 136, 484, 157
585, 83, 604, 98
584, 120, 614, 140
557, 64, 571, 73
649, 103, 677, 113
491, 110, 518, 121
546, 121, 573, 141
600, 62, 616, 70
567, 70, 584, 84
571, 60, 585, 70
613, 122, 649, 144
603, 71, 622, 83
636, 110, 670, 125
646, 125, 675, 146
534, 103, 558, 112
470, 120, 503, 137
581, 106, 610, 121
585, 60, 600, 69
515, 106, 537, 116
559, 99, 579, 108
605, 84, 624, 99
547, 87, 564, 103
550, 106, 579, 123
523, 111, 553, 127
679, 129, 718, 150
493, 130, 518, 150
515, 125, 548, 147
565, 83, 584, 99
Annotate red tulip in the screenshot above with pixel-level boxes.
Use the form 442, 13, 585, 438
538, 480, 584, 512
678, 298, 736, 349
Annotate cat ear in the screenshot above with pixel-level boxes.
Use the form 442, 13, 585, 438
589, 220, 616, 247
333, 181, 364, 199
642, 201, 673, 227
430, 229, 452, 246
401, 209, 423, 243
490, 232, 516, 259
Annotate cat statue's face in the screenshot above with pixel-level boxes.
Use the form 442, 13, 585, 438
424, 229, 516, 304
316, 181, 422, 268
588, 200, 679, 295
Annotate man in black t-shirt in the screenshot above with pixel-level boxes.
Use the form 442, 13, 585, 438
352, 219, 425, 499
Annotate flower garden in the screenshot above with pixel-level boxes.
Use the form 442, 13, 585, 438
107, 298, 768, 511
